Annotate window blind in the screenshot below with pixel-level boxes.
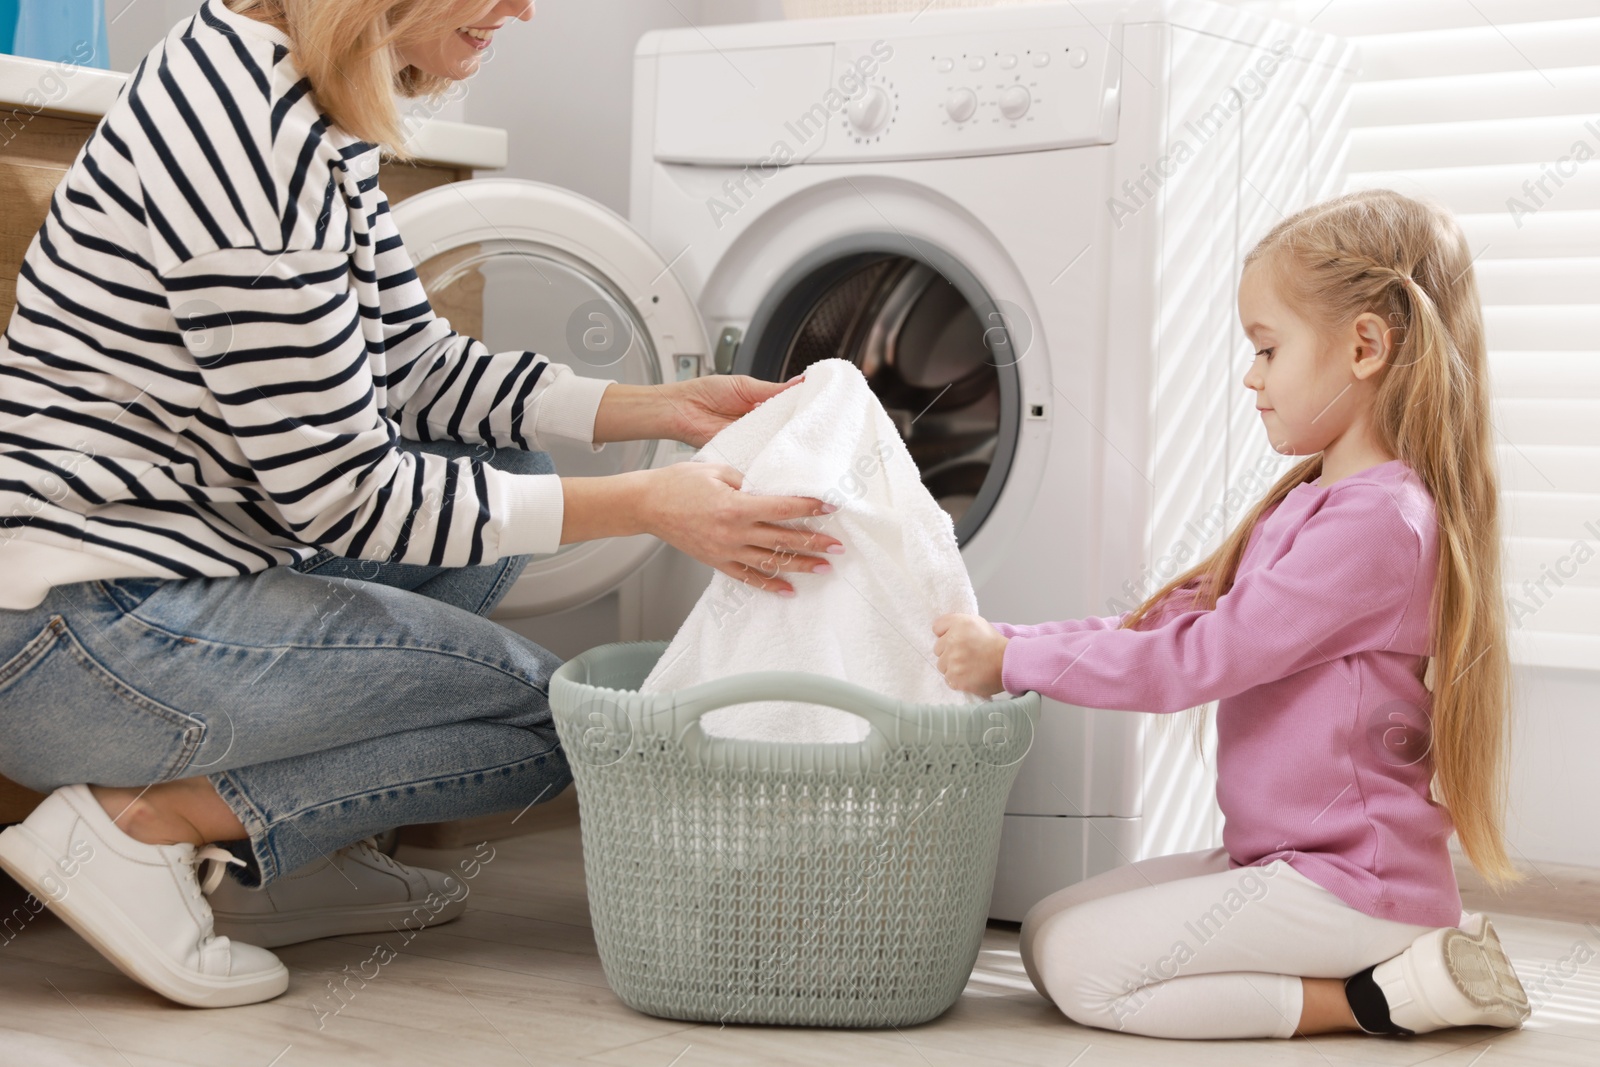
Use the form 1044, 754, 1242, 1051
1256, 0, 1600, 670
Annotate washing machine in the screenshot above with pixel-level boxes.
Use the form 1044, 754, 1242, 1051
391, 181, 710, 662
392, 0, 1355, 922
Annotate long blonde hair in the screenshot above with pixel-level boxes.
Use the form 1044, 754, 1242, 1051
225, 0, 469, 153
1124, 189, 1518, 887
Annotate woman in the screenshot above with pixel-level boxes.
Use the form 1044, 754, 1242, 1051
0, 0, 839, 1008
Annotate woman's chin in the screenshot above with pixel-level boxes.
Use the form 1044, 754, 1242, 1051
406, 50, 484, 83
451, 50, 487, 78
419, 58, 479, 82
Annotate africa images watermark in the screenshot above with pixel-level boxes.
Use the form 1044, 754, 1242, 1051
1, 838, 94, 950
307, 841, 498, 1030
1, 436, 108, 549
1103, 449, 1296, 614
1505, 516, 1600, 629
1524, 921, 1600, 1016
701, 438, 896, 628
1110, 861, 1289, 1028
1106, 40, 1291, 230
0, 39, 97, 150
1505, 119, 1600, 228
704, 40, 895, 230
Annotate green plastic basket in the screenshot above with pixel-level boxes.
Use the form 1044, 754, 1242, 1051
549, 641, 1039, 1028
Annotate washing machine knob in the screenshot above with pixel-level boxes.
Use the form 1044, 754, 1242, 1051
998, 84, 1032, 121
848, 86, 892, 135
945, 87, 978, 123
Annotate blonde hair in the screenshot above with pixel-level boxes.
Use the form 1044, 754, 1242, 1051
1123, 189, 1518, 887
225, 0, 470, 154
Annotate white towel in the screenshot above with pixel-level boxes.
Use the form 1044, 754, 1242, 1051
641, 359, 981, 743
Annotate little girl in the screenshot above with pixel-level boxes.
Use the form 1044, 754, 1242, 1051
933, 189, 1531, 1041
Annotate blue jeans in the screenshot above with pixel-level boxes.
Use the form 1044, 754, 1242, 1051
0, 440, 571, 886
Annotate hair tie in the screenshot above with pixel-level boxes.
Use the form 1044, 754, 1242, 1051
1386, 266, 1419, 289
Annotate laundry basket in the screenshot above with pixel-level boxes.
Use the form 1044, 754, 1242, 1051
550, 641, 1039, 1028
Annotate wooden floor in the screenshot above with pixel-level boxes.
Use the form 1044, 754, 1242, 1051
3, 822, 1598, 1067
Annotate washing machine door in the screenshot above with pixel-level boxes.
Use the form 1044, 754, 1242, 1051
391, 179, 708, 618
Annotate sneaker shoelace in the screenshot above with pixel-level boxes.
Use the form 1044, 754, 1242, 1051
189, 846, 247, 940
346, 837, 409, 876
194, 845, 247, 895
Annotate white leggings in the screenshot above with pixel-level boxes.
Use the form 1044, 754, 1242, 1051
1019, 848, 1453, 1039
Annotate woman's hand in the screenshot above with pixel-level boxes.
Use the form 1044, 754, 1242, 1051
933, 613, 1010, 696
657, 376, 798, 448
637, 462, 842, 594
592, 376, 800, 448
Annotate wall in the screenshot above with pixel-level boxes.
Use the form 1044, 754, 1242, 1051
1507, 666, 1600, 868
458, 0, 783, 214
106, 0, 197, 73
109, 2, 785, 215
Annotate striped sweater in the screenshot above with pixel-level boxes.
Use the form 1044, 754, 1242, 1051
0, 0, 611, 610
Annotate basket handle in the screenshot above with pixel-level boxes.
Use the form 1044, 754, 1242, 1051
659, 669, 1036, 773
554, 642, 1038, 772
667, 670, 924, 729
664, 672, 930, 768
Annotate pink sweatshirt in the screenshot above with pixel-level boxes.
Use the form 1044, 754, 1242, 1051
995, 459, 1462, 928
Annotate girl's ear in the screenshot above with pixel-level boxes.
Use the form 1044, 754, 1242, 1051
1350, 312, 1392, 380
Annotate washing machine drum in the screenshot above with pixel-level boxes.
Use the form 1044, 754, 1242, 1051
742, 252, 1020, 545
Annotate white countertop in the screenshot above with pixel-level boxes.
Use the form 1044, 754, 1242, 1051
0, 53, 508, 170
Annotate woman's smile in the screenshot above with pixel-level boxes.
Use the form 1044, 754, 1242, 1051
457, 24, 499, 53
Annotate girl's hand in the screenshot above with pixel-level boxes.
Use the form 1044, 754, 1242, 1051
932, 613, 1010, 696
638, 462, 841, 594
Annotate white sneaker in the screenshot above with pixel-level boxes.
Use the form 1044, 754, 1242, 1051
209, 838, 467, 948
1374, 913, 1532, 1033
0, 785, 288, 1008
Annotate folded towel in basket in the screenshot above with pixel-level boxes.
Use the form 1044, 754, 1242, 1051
640, 358, 980, 742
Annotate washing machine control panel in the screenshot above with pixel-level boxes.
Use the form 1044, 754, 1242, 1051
814, 28, 1119, 162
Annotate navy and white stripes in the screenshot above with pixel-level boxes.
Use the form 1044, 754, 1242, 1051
0, 1, 605, 608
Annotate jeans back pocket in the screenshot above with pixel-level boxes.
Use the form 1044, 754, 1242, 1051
0, 616, 206, 793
